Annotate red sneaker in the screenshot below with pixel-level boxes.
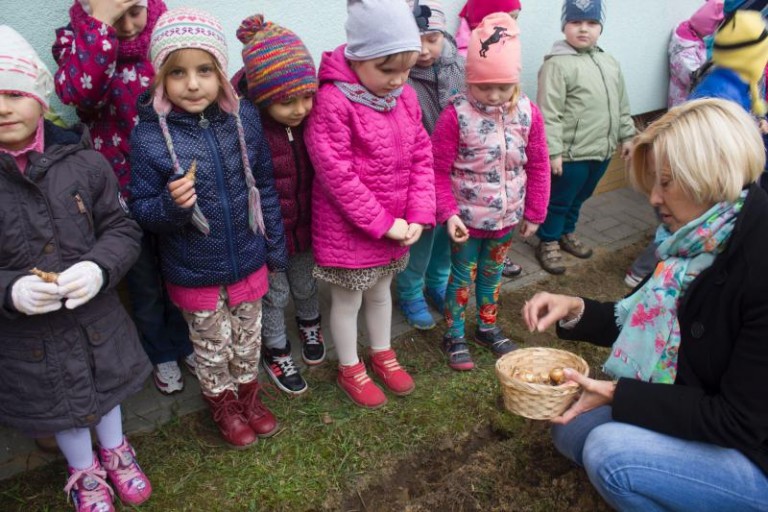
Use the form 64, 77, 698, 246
238, 380, 279, 438
204, 390, 257, 449
369, 349, 415, 396
337, 361, 387, 409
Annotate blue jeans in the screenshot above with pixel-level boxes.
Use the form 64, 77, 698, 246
538, 159, 611, 242
125, 231, 192, 365
552, 406, 768, 511
395, 224, 451, 302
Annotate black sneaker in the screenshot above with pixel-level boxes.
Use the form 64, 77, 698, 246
473, 327, 518, 356
297, 316, 326, 365
262, 341, 308, 395
442, 333, 475, 371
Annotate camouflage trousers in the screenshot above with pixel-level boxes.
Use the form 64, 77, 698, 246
181, 290, 262, 396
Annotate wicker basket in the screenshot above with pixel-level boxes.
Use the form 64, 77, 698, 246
495, 347, 589, 420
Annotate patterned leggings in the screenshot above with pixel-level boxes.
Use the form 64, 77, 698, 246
444, 231, 514, 338
181, 289, 262, 396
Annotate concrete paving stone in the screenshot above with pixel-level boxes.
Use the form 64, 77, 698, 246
582, 215, 621, 233
603, 223, 644, 242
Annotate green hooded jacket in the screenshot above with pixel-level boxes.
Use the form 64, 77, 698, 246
537, 40, 635, 162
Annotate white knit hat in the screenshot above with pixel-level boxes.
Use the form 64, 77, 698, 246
345, 0, 422, 61
0, 25, 54, 109
77, 0, 147, 15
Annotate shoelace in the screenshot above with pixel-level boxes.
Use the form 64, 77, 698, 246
212, 398, 246, 424
374, 353, 402, 375
64, 466, 113, 508
272, 355, 298, 377
101, 445, 145, 490
299, 325, 322, 346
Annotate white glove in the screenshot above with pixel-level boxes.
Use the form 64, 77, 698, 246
58, 261, 104, 310
11, 275, 63, 315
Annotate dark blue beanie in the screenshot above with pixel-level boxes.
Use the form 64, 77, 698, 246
561, 0, 605, 29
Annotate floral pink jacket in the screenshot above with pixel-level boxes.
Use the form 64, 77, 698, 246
52, 0, 166, 197
305, 45, 436, 269
433, 93, 550, 238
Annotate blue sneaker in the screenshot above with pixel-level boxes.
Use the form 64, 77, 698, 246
424, 286, 446, 314
399, 297, 436, 330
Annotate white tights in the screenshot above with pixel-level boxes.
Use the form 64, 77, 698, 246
330, 274, 393, 366
54, 405, 123, 470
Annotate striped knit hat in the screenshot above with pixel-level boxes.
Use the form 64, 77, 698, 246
236, 14, 317, 108
0, 25, 54, 109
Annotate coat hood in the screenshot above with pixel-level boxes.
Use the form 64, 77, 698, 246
544, 40, 603, 60
318, 45, 360, 86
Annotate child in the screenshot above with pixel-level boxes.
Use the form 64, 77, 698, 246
396, 0, 464, 330
305, 0, 435, 409
433, 13, 550, 371
535, 0, 635, 275
52, 0, 194, 395
0, 25, 151, 512
455, 0, 522, 57
129, 8, 288, 448
234, 14, 322, 396
668, 0, 724, 107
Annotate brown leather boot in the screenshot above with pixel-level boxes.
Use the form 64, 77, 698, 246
204, 390, 257, 449
238, 380, 279, 438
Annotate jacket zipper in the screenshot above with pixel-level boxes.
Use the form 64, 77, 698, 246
201, 115, 240, 280
73, 192, 94, 233
590, 53, 613, 160
387, 113, 404, 262
496, 107, 508, 222
567, 119, 581, 160
287, 127, 302, 253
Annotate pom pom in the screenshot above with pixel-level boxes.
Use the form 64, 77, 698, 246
236, 14, 267, 44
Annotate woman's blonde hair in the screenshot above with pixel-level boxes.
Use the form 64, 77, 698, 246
630, 98, 764, 204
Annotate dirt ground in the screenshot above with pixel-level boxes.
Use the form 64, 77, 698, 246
339, 241, 645, 512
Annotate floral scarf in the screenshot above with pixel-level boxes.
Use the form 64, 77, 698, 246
604, 190, 747, 383
333, 81, 403, 112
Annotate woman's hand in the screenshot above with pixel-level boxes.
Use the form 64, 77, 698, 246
385, 218, 408, 241
447, 215, 469, 243
551, 369, 616, 424
521, 291, 584, 332
518, 220, 539, 238
401, 223, 423, 246
168, 176, 197, 209
89, 0, 140, 25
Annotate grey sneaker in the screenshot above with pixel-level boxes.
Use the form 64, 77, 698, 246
536, 241, 566, 275
559, 233, 593, 259
473, 327, 518, 356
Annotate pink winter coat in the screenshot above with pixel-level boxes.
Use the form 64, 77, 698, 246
52, 0, 166, 197
305, 45, 436, 269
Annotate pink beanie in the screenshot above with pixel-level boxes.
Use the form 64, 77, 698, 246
689, 0, 725, 37
466, 13, 521, 84
78, 0, 147, 15
460, 0, 522, 30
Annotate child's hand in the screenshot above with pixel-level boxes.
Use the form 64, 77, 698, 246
760, 119, 768, 134
550, 156, 563, 176
447, 215, 469, 243
401, 223, 424, 247
58, 261, 104, 310
620, 141, 633, 161
385, 218, 408, 241
10, 275, 63, 315
168, 176, 197, 209
89, 0, 141, 25
518, 220, 539, 238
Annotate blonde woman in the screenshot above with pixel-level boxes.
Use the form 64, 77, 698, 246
523, 99, 768, 511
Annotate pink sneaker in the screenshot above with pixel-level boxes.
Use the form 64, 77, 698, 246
64, 455, 115, 512
369, 348, 415, 396
97, 437, 152, 506
337, 361, 387, 409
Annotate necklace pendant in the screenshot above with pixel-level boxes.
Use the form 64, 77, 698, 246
199, 115, 210, 129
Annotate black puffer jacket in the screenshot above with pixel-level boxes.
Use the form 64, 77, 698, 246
0, 121, 149, 433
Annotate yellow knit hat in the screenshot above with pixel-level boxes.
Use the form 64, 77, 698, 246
713, 10, 768, 115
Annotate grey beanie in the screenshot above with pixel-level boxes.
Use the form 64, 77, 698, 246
345, 0, 422, 61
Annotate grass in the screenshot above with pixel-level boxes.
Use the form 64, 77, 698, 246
0, 242, 642, 511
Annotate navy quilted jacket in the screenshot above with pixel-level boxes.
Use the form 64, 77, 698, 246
129, 93, 287, 287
